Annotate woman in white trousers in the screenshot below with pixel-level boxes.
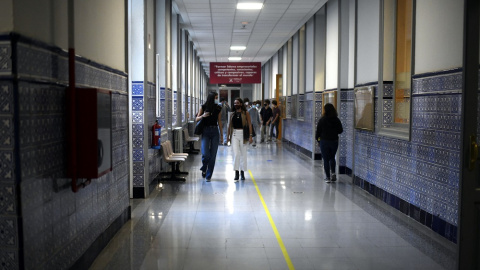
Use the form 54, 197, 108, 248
227, 97, 253, 181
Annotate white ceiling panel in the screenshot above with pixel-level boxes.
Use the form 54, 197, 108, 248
174, 0, 326, 72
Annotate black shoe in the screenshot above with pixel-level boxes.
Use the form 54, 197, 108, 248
240, 171, 245, 180
202, 171, 206, 178
234, 170, 239, 181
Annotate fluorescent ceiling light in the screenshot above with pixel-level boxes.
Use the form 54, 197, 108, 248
230, 46, 246, 50
228, 57, 242, 61
237, 3, 263, 10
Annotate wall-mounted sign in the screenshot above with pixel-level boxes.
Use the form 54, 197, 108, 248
210, 62, 261, 84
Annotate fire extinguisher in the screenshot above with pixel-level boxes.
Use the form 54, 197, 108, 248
152, 120, 161, 149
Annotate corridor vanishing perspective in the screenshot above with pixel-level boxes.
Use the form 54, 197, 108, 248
90, 143, 456, 270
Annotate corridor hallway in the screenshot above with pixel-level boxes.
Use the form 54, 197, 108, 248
89, 143, 456, 270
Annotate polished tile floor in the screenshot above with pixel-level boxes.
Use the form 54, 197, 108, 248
89, 142, 457, 270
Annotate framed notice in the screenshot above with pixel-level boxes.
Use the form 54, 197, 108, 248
322, 91, 337, 115
354, 86, 374, 131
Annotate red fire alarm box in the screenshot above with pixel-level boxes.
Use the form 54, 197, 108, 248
75, 88, 112, 178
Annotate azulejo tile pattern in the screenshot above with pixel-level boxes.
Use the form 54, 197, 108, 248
1, 33, 129, 269
382, 82, 394, 128
412, 72, 462, 94
283, 93, 314, 156
132, 82, 145, 187
298, 94, 305, 119
146, 82, 161, 189
0, 42, 12, 76
352, 71, 461, 240
339, 89, 354, 171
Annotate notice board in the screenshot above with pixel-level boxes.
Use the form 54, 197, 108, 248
210, 62, 261, 84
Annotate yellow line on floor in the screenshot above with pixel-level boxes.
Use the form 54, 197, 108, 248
248, 170, 295, 270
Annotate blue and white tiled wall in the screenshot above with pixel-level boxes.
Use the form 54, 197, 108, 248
351, 70, 462, 242
132, 81, 162, 197
132, 81, 145, 195
0, 33, 130, 269
339, 89, 353, 173
283, 92, 315, 157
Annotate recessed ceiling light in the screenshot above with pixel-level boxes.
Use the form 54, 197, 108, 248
237, 3, 263, 10
228, 57, 242, 61
230, 46, 246, 51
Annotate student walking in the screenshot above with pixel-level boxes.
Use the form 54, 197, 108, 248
259, 99, 272, 143
196, 92, 223, 182
315, 103, 343, 183
269, 100, 281, 142
227, 97, 253, 181
219, 97, 230, 145
247, 101, 260, 147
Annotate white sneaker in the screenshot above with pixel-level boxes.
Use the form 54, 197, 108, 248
325, 178, 331, 183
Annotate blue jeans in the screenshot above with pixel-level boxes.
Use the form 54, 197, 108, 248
201, 126, 220, 179
319, 140, 339, 179
270, 121, 279, 139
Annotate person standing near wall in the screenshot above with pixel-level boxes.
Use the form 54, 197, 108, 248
260, 99, 272, 143
246, 100, 260, 147
196, 92, 223, 182
315, 103, 343, 183
227, 97, 253, 181
269, 100, 281, 143
220, 97, 230, 145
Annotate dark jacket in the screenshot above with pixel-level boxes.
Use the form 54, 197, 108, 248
316, 116, 343, 141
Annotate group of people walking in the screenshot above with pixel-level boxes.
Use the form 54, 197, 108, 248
195, 91, 343, 184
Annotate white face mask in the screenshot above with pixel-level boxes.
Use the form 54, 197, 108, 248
214, 99, 219, 104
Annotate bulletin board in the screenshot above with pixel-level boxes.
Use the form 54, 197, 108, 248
354, 86, 374, 131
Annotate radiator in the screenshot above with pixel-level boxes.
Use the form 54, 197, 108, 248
173, 127, 183, 153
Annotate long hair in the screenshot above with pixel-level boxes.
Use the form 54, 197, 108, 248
323, 103, 338, 117
234, 97, 246, 112
203, 91, 218, 112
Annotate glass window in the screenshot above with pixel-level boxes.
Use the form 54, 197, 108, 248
394, 0, 412, 124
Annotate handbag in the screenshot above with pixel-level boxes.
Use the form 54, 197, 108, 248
243, 124, 256, 140
194, 118, 204, 135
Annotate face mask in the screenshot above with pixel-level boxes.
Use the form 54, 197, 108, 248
234, 105, 241, 110
264, 104, 267, 107
214, 99, 219, 104
256, 104, 260, 108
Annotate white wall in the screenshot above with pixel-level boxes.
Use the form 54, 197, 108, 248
271, 52, 278, 97
13, 0, 57, 45
264, 62, 270, 98
292, 33, 298, 94
306, 18, 314, 92
339, 0, 349, 89
147, 0, 155, 82
326, 0, 339, 89
132, 0, 145, 81
415, 0, 463, 74
283, 44, 287, 96
75, 0, 125, 72
348, 0, 355, 88
356, 0, 380, 85
10, 0, 125, 72
0, 0, 13, 33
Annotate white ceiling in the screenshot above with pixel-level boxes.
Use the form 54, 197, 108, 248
174, 0, 328, 76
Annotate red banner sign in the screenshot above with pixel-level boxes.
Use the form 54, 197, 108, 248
210, 62, 261, 84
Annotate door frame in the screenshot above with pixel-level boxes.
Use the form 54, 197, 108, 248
457, 0, 479, 268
